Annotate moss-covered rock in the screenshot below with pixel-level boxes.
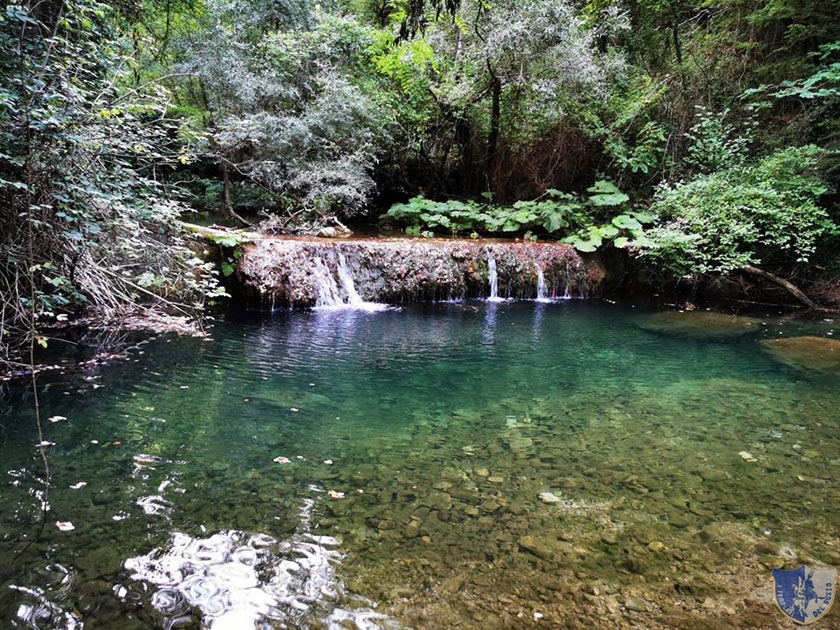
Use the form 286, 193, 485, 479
759, 336, 840, 374
635, 311, 762, 338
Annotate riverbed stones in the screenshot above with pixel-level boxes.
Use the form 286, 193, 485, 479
539, 491, 563, 504
518, 535, 568, 563
624, 597, 650, 613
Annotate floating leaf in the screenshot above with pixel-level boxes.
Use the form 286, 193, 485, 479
328, 490, 345, 499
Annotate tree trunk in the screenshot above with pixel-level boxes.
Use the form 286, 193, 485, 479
737, 265, 820, 310
486, 76, 501, 189
221, 163, 252, 227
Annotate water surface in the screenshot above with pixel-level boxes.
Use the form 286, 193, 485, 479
1, 301, 838, 628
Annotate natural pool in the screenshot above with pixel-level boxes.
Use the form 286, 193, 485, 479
1, 300, 838, 628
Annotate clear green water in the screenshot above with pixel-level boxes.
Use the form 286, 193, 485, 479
1, 301, 839, 628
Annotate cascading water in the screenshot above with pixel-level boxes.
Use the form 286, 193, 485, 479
487, 255, 504, 302
313, 253, 389, 312
312, 257, 343, 308
535, 267, 551, 303
336, 254, 363, 306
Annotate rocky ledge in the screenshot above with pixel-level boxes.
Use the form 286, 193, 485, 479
235, 238, 604, 308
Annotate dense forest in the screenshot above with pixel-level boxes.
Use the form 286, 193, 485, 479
2, 0, 839, 366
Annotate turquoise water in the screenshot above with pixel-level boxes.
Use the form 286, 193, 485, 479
1, 301, 839, 628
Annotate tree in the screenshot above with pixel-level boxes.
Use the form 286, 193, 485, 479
637, 145, 835, 294
173, 6, 391, 224
0, 0, 222, 366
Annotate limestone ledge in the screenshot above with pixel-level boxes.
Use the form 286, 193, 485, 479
236, 237, 604, 307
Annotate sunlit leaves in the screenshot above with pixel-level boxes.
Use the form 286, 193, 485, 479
637, 145, 835, 275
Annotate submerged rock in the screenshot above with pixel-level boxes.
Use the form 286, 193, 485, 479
635, 311, 761, 338
759, 336, 840, 375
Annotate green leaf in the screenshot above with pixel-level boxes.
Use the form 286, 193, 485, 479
210, 234, 241, 247
612, 215, 643, 231
566, 237, 598, 252
587, 180, 629, 207
544, 212, 567, 232
631, 211, 657, 224
589, 191, 630, 207
598, 224, 620, 238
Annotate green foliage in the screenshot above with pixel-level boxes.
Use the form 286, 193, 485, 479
0, 0, 223, 362
746, 41, 840, 101
382, 180, 651, 253
383, 190, 585, 237
177, 8, 392, 220
637, 145, 834, 275
682, 107, 754, 175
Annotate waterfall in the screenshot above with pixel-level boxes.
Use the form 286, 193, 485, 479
336, 253, 363, 306
487, 254, 504, 302
535, 267, 551, 303
239, 239, 601, 307
312, 257, 343, 308
313, 253, 389, 312
563, 261, 573, 299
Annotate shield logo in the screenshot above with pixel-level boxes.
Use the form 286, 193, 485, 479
772, 566, 837, 624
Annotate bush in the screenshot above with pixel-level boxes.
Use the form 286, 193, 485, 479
638, 145, 835, 275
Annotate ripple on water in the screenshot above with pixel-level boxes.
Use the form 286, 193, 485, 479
122, 500, 401, 629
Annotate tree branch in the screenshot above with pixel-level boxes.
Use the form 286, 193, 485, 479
737, 265, 822, 310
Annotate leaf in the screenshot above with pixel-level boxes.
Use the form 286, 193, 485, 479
589, 191, 630, 207
210, 234, 241, 247
612, 215, 643, 231
631, 211, 657, 224
564, 227, 602, 252
614, 236, 630, 248
221, 261, 236, 276
544, 212, 567, 232
587, 180, 622, 194
599, 224, 620, 239
567, 237, 598, 252
587, 180, 629, 207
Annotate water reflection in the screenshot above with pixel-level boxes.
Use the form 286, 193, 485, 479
123, 493, 398, 629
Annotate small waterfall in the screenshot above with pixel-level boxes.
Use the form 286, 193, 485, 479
312, 257, 343, 308
313, 253, 389, 312
487, 254, 504, 302
336, 253, 363, 306
563, 261, 573, 299
535, 267, 551, 303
